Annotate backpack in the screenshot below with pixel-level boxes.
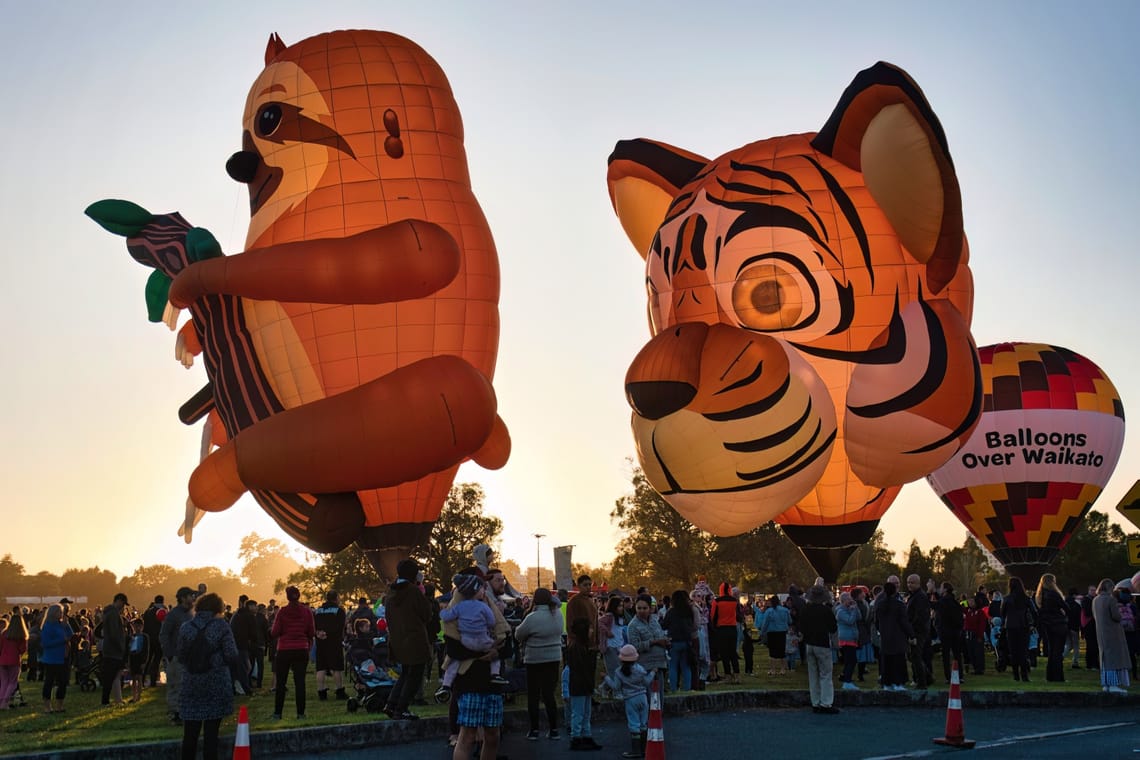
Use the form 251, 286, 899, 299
184, 620, 218, 674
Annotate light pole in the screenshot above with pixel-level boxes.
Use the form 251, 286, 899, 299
533, 533, 545, 592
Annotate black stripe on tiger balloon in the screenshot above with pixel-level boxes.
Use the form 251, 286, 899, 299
650, 430, 684, 494
734, 423, 835, 486
810, 61, 953, 171
715, 178, 792, 198
846, 298, 948, 419
704, 373, 793, 422
608, 139, 708, 192
803, 155, 872, 287
825, 279, 856, 336
906, 342, 982, 454
728, 161, 812, 204
795, 293, 906, 363
715, 195, 829, 254
723, 398, 817, 452
715, 355, 764, 395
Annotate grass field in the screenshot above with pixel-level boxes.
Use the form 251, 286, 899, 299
0, 657, 1114, 756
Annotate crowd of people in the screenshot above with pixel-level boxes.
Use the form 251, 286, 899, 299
2, 556, 1138, 760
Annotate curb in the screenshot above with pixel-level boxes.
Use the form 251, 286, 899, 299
9, 688, 1138, 760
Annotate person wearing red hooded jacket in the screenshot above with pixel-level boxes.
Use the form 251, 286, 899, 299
708, 582, 741, 684
270, 586, 316, 720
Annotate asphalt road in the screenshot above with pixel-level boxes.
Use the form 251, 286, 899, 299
275, 705, 1139, 759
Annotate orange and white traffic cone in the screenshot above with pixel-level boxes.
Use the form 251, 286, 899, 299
933, 660, 975, 749
644, 677, 665, 759
233, 704, 251, 760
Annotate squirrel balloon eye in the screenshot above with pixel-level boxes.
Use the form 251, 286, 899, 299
257, 104, 283, 137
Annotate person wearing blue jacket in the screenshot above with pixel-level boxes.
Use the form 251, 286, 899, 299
38, 604, 72, 713
759, 596, 791, 676
835, 592, 861, 690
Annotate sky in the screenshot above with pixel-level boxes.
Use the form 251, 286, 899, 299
2, 2, 1139, 583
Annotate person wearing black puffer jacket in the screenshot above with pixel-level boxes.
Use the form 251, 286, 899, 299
935, 583, 965, 683
1035, 574, 1070, 682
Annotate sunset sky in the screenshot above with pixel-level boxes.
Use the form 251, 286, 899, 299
2, 2, 1138, 583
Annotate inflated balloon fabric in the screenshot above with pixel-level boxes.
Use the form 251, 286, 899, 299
607, 62, 981, 546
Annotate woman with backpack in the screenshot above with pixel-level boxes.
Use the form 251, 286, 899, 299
176, 593, 241, 760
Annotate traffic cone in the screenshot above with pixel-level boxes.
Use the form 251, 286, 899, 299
933, 660, 975, 749
233, 704, 251, 760
645, 677, 665, 759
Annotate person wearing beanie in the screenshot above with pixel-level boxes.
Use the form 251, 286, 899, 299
270, 586, 316, 719
799, 584, 839, 714
435, 574, 506, 701
383, 559, 432, 720
603, 644, 656, 758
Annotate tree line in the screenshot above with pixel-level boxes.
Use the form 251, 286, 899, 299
5, 471, 1136, 606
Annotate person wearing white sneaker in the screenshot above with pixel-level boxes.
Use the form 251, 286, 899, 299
1092, 578, 1131, 694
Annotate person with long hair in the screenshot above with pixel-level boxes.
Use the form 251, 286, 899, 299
0, 614, 29, 709
1035, 573, 1070, 682
601, 596, 627, 683
38, 604, 70, 713
626, 594, 668, 704
177, 593, 241, 760
514, 587, 564, 740
1000, 576, 1035, 682
1093, 578, 1131, 694
662, 590, 695, 691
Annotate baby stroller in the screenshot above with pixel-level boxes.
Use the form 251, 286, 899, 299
76, 651, 102, 692
345, 635, 397, 714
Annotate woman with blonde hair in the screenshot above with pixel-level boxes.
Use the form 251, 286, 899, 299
1092, 578, 1130, 694
1035, 573, 1070, 682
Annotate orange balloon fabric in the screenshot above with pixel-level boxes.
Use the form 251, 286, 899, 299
90, 30, 508, 566
607, 63, 981, 575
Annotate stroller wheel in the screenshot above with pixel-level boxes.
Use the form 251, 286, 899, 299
346, 698, 359, 713
80, 681, 97, 693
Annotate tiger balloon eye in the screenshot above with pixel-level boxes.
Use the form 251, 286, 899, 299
608, 62, 982, 581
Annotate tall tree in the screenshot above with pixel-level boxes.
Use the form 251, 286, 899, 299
902, 540, 934, 583
1047, 510, 1138, 589
59, 567, 118, 605
412, 483, 502, 588
710, 523, 816, 593
0, 555, 26, 600
837, 530, 901, 587
282, 545, 378, 603
239, 533, 304, 603
497, 558, 524, 592
610, 465, 712, 591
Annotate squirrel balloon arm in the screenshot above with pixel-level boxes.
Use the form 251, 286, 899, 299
168, 220, 460, 308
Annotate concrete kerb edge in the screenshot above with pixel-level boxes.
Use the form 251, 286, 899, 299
8, 689, 1137, 760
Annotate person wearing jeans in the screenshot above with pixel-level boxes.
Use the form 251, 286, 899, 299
663, 590, 694, 691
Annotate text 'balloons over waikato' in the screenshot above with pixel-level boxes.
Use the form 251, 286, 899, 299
927, 342, 1124, 586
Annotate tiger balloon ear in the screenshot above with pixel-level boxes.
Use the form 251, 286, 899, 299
265, 33, 287, 65
607, 139, 709, 259
812, 62, 963, 293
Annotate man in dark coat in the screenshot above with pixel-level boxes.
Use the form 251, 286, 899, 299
935, 582, 965, 683
383, 559, 432, 720
905, 575, 932, 689
875, 582, 914, 690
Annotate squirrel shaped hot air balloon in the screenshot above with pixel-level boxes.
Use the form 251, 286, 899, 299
89, 30, 509, 579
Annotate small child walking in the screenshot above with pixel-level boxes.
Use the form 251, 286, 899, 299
565, 618, 603, 751
603, 644, 656, 758
435, 573, 506, 701
785, 624, 802, 672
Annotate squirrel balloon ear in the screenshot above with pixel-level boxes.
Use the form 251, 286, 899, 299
812, 62, 963, 294
607, 139, 709, 259
265, 33, 287, 65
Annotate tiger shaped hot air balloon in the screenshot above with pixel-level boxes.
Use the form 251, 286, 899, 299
89, 30, 509, 579
607, 62, 982, 580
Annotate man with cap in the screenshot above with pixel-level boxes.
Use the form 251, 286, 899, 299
384, 558, 433, 720
159, 587, 196, 723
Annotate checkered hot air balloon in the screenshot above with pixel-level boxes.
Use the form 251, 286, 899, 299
927, 343, 1125, 585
